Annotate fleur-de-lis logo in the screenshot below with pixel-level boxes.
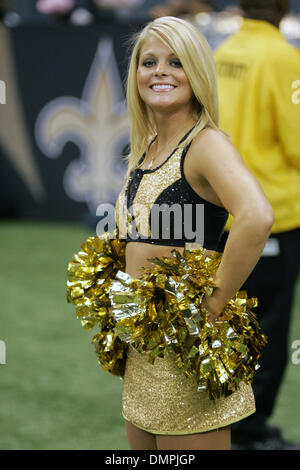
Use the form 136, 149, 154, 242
35, 37, 129, 213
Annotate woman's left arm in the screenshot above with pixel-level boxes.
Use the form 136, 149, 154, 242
192, 129, 274, 321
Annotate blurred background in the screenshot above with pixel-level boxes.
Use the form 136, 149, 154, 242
0, 0, 299, 450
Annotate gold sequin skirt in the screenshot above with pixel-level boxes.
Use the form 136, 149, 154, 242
122, 345, 256, 435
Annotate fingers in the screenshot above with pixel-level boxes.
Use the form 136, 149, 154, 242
202, 306, 226, 324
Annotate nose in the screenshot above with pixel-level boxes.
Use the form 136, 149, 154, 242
154, 61, 167, 76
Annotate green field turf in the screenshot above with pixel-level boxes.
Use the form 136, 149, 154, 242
0, 220, 299, 449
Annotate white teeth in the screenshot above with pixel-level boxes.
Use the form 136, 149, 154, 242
151, 85, 175, 91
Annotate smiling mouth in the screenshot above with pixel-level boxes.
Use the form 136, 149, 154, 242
150, 84, 177, 92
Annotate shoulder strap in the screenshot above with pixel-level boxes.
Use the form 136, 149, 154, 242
178, 125, 195, 145
138, 135, 157, 166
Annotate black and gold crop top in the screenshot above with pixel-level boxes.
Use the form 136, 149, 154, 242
115, 129, 228, 251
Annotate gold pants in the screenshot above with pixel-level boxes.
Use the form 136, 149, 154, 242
122, 345, 256, 435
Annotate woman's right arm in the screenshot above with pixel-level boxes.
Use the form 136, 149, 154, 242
190, 128, 274, 320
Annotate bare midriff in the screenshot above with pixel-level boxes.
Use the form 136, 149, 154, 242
125, 241, 217, 279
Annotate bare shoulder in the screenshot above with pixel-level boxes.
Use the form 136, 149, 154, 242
194, 126, 227, 144
191, 127, 242, 164
187, 128, 272, 219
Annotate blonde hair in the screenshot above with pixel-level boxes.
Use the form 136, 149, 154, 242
125, 16, 223, 177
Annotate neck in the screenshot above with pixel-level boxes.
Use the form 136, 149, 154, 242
243, 12, 283, 28
153, 109, 197, 149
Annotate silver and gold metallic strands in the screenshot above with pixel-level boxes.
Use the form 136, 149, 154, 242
66, 232, 267, 401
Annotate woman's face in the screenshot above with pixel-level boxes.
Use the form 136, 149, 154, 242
136, 34, 195, 115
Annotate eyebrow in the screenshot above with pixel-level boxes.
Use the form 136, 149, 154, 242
140, 51, 177, 58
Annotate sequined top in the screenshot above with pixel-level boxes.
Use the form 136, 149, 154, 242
115, 129, 229, 250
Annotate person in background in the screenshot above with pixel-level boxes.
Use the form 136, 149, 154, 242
149, 0, 213, 19
214, 0, 300, 450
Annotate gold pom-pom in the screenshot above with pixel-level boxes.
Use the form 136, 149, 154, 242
66, 231, 127, 375
67, 234, 267, 400
108, 247, 267, 400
